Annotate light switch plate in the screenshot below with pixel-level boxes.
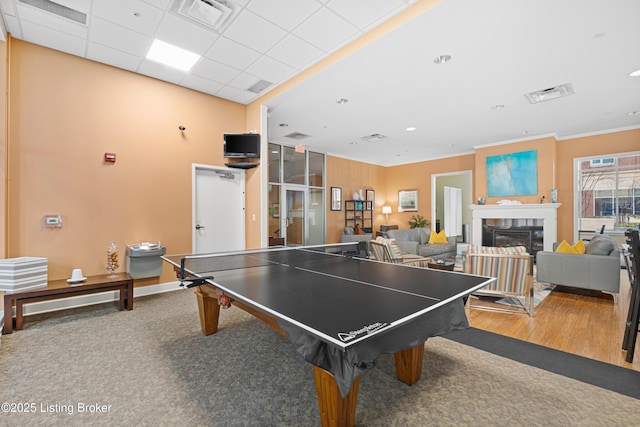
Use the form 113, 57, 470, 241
44, 214, 63, 229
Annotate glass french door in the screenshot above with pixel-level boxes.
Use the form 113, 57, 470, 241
281, 186, 306, 246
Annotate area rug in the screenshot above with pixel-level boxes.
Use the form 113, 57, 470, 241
494, 283, 555, 308
1, 289, 638, 426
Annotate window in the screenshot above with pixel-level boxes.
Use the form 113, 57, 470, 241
578, 152, 640, 232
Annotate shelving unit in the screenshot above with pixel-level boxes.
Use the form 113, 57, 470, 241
344, 200, 373, 232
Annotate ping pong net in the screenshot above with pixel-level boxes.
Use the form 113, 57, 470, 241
177, 242, 361, 288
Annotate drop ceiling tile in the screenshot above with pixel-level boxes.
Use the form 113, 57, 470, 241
205, 37, 260, 70
246, 55, 295, 85
140, 0, 171, 9
228, 71, 260, 91
89, 17, 152, 57
216, 85, 257, 104
327, 0, 406, 30
21, 20, 86, 56
294, 7, 358, 52
191, 57, 241, 84
180, 74, 224, 96
92, 0, 164, 36
137, 58, 187, 84
154, 12, 219, 55
223, 9, 287, 53
17, 3, 88, 38
87, 42, 143, 72
267, 34, 323, 70
247, 0, 321, 31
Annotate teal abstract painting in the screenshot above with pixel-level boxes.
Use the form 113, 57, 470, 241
486, 150, 537, 197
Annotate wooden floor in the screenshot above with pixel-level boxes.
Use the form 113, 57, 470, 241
466, 269, 640, 371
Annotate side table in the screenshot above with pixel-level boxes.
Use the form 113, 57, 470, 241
3, 272, 133, 334
427, 261, 455, 271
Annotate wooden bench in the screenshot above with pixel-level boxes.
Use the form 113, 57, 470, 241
3, 272, 133, 334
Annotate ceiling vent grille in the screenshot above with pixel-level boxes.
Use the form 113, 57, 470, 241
525, 83, 575, 104
175, 0, 236, 31
360, 133, 387, 142
18, 0, 86, 24
284, 132, 311, 140
246, 79, 272, 94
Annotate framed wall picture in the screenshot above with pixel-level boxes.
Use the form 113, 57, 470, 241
398, 190, 418, 212
366, 189, 375, 206
331, 187, 342, 211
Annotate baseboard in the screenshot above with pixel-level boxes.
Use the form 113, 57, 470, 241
3, 281, 182, 320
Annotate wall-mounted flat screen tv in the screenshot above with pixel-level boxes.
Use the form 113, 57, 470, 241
223, 133, 260, 158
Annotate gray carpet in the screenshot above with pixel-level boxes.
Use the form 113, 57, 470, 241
1, 289, 638, 426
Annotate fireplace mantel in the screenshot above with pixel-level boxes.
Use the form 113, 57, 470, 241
469, 203, 561, 251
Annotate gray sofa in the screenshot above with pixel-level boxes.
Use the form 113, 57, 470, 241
385, 228, 456, 260
536, 234, 620, 302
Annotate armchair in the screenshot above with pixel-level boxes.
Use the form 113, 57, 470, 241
464, 245, 533, 316
536, 234, 620, 303
369, 238, 433, 267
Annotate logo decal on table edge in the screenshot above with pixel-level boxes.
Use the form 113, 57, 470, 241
338, 322, 388, 342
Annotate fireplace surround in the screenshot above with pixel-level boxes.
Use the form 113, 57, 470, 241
470, 203, 561, 252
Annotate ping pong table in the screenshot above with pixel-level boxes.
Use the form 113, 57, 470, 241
162, 243, 494, 426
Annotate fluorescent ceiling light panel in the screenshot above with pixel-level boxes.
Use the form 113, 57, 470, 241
146, 39, 200, 71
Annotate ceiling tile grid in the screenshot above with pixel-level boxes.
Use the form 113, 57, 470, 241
0, 0, 414, 104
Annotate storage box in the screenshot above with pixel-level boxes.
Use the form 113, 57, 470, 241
0, 257, 48, 294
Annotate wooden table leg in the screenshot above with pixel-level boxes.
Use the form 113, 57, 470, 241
126, 282, 134, 310
313, 366, 359, 427
117, 285, 125, 311
195, 287, 220, 335
15, 299, 25, 331
394, 343, 425, 385
3, 294, 13, 334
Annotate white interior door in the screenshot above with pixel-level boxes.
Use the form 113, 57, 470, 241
193, 165, 245, 253
444, 186, 463, 237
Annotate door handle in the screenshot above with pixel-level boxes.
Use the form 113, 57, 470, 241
195, 224, 205, 230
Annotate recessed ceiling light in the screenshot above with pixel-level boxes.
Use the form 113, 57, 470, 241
491, 104, 506, 110
133, 11, 141, 18
406, 127, 416, 132
434, 54, 451, 64
146, 39, 200, 72
628, 111, 640, 116
279, 123, 288, 127
336, 98, 349, 104
448, 144, 455, 148
630, 69, 640, 77
521, 130, 532, 135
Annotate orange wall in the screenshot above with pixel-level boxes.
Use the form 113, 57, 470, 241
6, 40, 246, 283
474, 136, 557, 205
555, 128, 640, 241
326, 156, 386, 243
384, 154, 475, 230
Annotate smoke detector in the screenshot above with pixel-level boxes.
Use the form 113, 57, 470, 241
525, 83, 575, 104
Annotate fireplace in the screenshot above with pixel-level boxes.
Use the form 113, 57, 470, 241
470, 203, 560, 253
482, 221, 544, 257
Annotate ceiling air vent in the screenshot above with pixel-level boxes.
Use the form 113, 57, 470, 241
18, 0, 87, 24
360, 133, 387, 142
284, 132, 311, 140
246, 79, 272, 94
175, 0, 235, 31
525, 83, 575, 104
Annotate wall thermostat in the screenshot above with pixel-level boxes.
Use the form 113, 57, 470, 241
44, 214, 63, 229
